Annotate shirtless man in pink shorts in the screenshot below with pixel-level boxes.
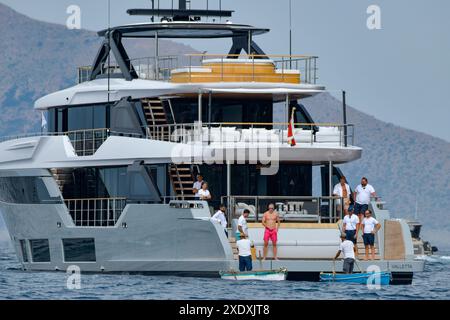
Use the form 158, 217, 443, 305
262, 203, 281, 260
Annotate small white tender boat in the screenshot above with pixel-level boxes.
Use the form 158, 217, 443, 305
219, 268, 288, 281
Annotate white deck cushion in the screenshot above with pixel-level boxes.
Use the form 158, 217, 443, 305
202, 58, 275, 65
171, 67, 212, 74
275, 69, 301, 74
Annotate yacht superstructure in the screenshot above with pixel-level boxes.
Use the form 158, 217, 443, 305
0, 2, 424, 284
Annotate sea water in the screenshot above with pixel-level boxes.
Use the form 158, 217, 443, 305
0, 244, 449, 300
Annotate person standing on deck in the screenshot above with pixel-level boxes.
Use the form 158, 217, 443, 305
193, 174, 205, 199
236, 233, 253, 272
362, 209, 381, 261
333, 176, 351, 216
197, 182, 211, 200
211, 205, 228, 237
262, 203, 281, 260
353, 177, 377, 235
342, 205, 360, 256
237, 209, 250, 239
334, 233, 356, 274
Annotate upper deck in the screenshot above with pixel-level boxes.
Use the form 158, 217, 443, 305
80, 16, 320, 86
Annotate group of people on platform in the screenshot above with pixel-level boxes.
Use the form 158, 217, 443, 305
211, 203, 281, 273
198, 172, 381, 274
333, 176, 382, 273
192, 174, 211, 200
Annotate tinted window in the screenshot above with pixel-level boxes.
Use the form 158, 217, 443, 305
170, 97, 273, 127
0, 177, 62, 204
30, 239, 51, 262
47, 109, 56, 133
63, 238, 96, 262
48, 104, 109, 133
20, 240, 29, 262
63, 167, 128, 199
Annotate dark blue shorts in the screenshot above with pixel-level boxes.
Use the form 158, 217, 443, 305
345, 230, 357, 244
363, 233, 375, 246
239, 255, 253, 272
354, 203, 368, 215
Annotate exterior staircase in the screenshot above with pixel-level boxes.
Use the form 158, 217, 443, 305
169, 164, 196, 199
142, 98, 169, 139
50, 168, 74, 193
141, 97, 197, 200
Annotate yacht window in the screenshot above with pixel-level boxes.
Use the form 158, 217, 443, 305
47, 104, 110, 133
30, 239, 51, 263
0, 177, 63, 204
62, 238, 96, 262
19, 240, 29, 262
169, 98, 273, 126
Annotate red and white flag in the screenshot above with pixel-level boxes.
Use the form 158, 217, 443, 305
287, 107, 296, 147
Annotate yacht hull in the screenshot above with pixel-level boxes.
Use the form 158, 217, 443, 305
0, 201, 424, 284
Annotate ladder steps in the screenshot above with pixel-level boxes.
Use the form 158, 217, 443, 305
143, 100, 163, 104
149, 119, 168, 122
145, 111, 166, 115
144, 106, 164, 110
169, 163, 196, 199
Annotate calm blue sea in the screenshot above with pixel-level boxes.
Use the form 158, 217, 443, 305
0, 244, 449, 300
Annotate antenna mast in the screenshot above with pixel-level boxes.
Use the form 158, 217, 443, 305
289, 0, 292, 68
107, 0, 111, 106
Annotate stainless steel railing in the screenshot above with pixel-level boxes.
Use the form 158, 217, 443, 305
66, 128, 110, 156
220, 195, 345, 226
78, 53, 319, 84
0, 128, 144, 155
145, 122, 355, 147
64, 197, 127, 227
0, 122, 355, 158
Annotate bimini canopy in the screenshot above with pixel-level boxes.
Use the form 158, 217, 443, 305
98, 22, 269, 39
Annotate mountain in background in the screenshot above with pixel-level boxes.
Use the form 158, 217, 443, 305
303, 93, 450, 248
0, 4, 449, 249
0, 3, 197, 135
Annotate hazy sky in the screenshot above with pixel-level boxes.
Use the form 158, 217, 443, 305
1, 0, 450, 142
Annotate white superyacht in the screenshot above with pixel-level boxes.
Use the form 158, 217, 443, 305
0, 1, 424, 284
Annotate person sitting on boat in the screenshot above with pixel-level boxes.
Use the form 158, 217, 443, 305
334, 233, 356, 274
353, 177, 377, 234
342, 205, 360, 255
236, 233, 254, 272
262, 203, 281, 260
333, 176, 351, 215
211, 205, 228, 237
193, 174, 205, 199
362, 209, 381, 261
197, 182, 211, 200
237, 209, 250, 240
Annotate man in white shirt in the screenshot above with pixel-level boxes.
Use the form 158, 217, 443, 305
342, 205, 360, 255
237, 209, 250, 239
362, 209, 381, 261
193, 174, 204, 198
211, 205, 228, 237
333, 176, 351, 215
334, 233, 356, 274
236, 233, 253, 271
353, 177, 377, 232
